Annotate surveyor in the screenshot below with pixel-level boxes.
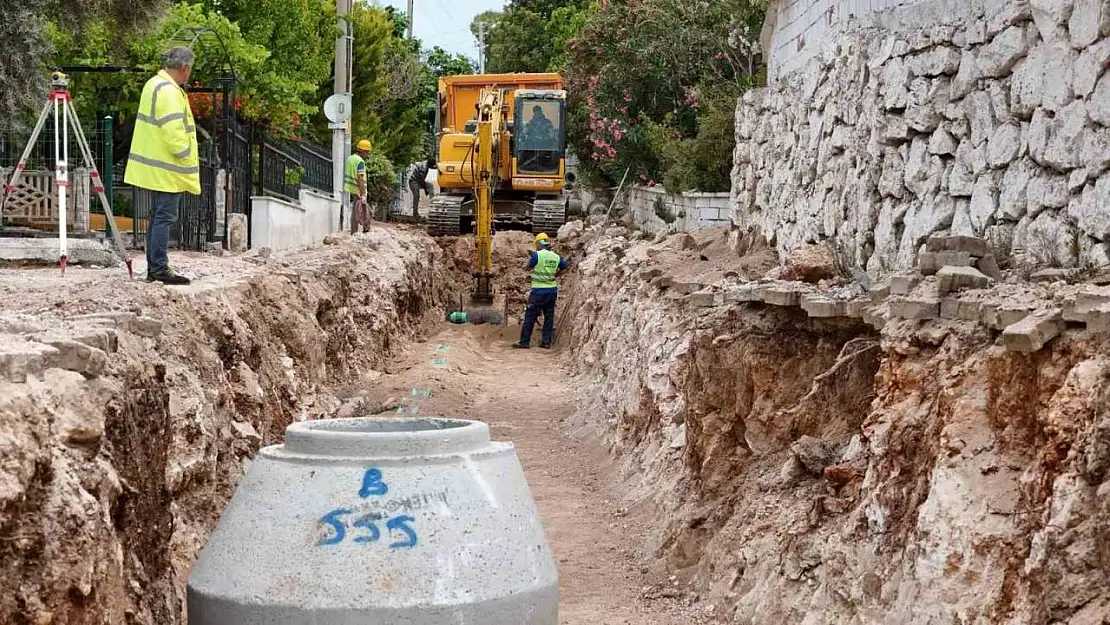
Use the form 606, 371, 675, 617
513, 233, 569, 349
408, 157, 436, 217
345, 139, 373, 233
125, 46, 199, 285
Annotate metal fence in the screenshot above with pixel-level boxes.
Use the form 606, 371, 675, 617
3, 116, 334, 251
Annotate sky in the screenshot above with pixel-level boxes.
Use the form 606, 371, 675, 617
377, 0, 507, 60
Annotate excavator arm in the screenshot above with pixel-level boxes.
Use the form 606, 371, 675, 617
472, 88, 504, 305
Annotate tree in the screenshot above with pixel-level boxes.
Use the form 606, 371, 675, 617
473, 1, 588, 74
0, 0, 163, 131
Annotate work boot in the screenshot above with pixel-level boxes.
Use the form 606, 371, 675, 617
539, 343, 553, 349
147, 269, 191, 285
512, 342, 530, 349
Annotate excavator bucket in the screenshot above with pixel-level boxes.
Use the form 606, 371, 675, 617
446, 292, 508, 326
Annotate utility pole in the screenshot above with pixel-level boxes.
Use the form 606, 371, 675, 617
478, 21, 486, 74
333, 0, 353, 229
406, 0, 414, 39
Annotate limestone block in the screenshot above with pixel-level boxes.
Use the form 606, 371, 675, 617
0, 338, 59, 383
978, 25, 1032, 77
37, 338, 107, 378
801, 295, 847, 318
951, 50, 981, 100
919, 250, 975, 275
976, 253, 1005, 281
844, 299, 868, 318
965, 91, 997, 147
1000, 158, 1035, 220
1069, 167, 1090, 193
1072, 39, 1110, 97
1029, 101, 1088, 171
988, 0, 1034, 36
1080, 126, 1110, 175
1030, 0, 1075, 43
228, 213, 248, 253
1003, 308, 1065, 352
870, 281, 892, 302
130, 316, 164, 338
1089, 71, 1110, 125
1013, 210, 1081, 267
862, 304, 890, 330
1012, 43, 1079, 117
908, 47, 961, 77
1088, 303, 1110, 331
724, 285, 761, 303
1031, 267, 1075, 282
1064, 288, 1110, 321
927, 235, 993, 257
971, 172, 1001, 233
881, 58, 911, 110
988, 122, 1025, 167
941, 297, 984, 321
890, 296, 941, 319
763, 285, 805, 307
1069, 0, 1103, 47
881, 115, 911, 145
1026, 169, 1070, 217
688, 290, 723, 308
891, 272, 922, 296
937, 266, 995, 294
929, 127, 958, 156
1068, 178, 1110, 240
879, 149, 907, 198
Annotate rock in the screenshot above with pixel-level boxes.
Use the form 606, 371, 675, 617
1030, 100, 1088, 171
907, 46, 961, 76
671, 281, 704, 295
971, 173, 1001, 233
999, 158, 1035, 220
941, 297, 984, 320
881, 57, 910, 110
890, 296, 942, 319
927, 235, 992, 259
38, 338, 107, 378
1013, 210, 1081, 267
557, 220, 585, 240
978, 25, 1032, 77
1069, 0, 1104, 48
1080, 126, 1110, 175
823, 464, 863, 487
891, 273, 921, 295
1026, 170, 1070, 217
0, 338, 59, 383
667, 233, 697, 251
669, 424, 687, 450
790, 436, 841, 476
964, 90, 996, 146
1031, 268, 1075, 282
687, 290, 722, 308
1072, 39, 1110, 97
783, 245, 837, 283
258, 247, 273, 259
1030, 0, 1074, 43
1013, 43, 1079, 118
1069, 179, 1110, 240
1002, 308, 1064, 352
763, 285, 805, 307
1091, 71, 1110, 126
976, 253, 1005, 281
987, 122, 1024, 167
801, 295, 847, 318
724, 285, 761, 303
937, 266, 995, 294
988, 0, 1033, 36
918, 250, 974, 275
929, 127, 958, 156
130, 316, 163, 338
227, 213, 248, 253
322, 235, 341, 245
951, 50, 982, 100
231, 420, 262, 442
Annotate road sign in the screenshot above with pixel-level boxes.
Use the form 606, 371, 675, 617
324, 94, 352, 123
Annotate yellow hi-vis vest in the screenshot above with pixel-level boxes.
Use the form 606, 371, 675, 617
124, 70, 200, 195
532, 249, 561, 289
344, 154, 365, 194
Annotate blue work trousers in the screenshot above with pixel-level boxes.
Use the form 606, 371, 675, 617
147, 191, 182, 275
520, 290, 558, 346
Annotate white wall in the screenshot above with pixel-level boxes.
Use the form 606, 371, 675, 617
250, 189, 342, 252
628, 186, 730, 236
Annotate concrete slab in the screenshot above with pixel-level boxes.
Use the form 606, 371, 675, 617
688, 290, 722, 307
890, 296, 941, 320
1003, 309, 1064, 353
0, 237, 117, 266
890, 273, 921, 296
801, 294, 847, 318
724, 285, 762, 303
763, 285, 805, 307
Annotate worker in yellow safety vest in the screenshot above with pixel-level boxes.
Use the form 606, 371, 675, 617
345, 139, 373, 234
125, 46, 199, 285
513, 233, 569, 349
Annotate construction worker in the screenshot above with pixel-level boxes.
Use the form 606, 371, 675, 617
125, 46, 199, 285
345, 139, 372, 234
408, 157, 436, 217
513, 233, 568, 349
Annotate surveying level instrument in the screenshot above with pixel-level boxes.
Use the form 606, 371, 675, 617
0, 71, 133, 276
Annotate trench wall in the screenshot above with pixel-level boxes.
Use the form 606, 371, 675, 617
735, 0, 1110, 276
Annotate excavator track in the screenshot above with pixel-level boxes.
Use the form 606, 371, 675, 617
531, 198, 567, 237
428, 196, 464, 237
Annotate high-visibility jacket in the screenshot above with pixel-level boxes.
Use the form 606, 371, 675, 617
344, 154, 366, 194
124, 70, 200, 195
531, 249, 561, 289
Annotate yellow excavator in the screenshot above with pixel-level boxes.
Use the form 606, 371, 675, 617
435, 74, 574, 325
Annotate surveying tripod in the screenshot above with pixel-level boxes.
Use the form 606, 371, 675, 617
0, 71, 133, 276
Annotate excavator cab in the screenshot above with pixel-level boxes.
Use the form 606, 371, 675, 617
513, 94, 565, 176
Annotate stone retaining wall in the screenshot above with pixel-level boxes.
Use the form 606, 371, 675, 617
733, 0, 1110, 278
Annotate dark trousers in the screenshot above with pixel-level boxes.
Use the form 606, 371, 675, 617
409, 179, 425, 216
520, 290, 558, 346
147, 191, 182, 275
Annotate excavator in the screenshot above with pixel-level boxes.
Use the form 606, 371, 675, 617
433, 73, 574, 325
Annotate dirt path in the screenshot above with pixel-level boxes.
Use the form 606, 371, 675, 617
339, 323, 708, 625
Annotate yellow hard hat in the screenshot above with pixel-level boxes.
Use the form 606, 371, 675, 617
534, 233, 550, 244
356, 139, 372, 152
